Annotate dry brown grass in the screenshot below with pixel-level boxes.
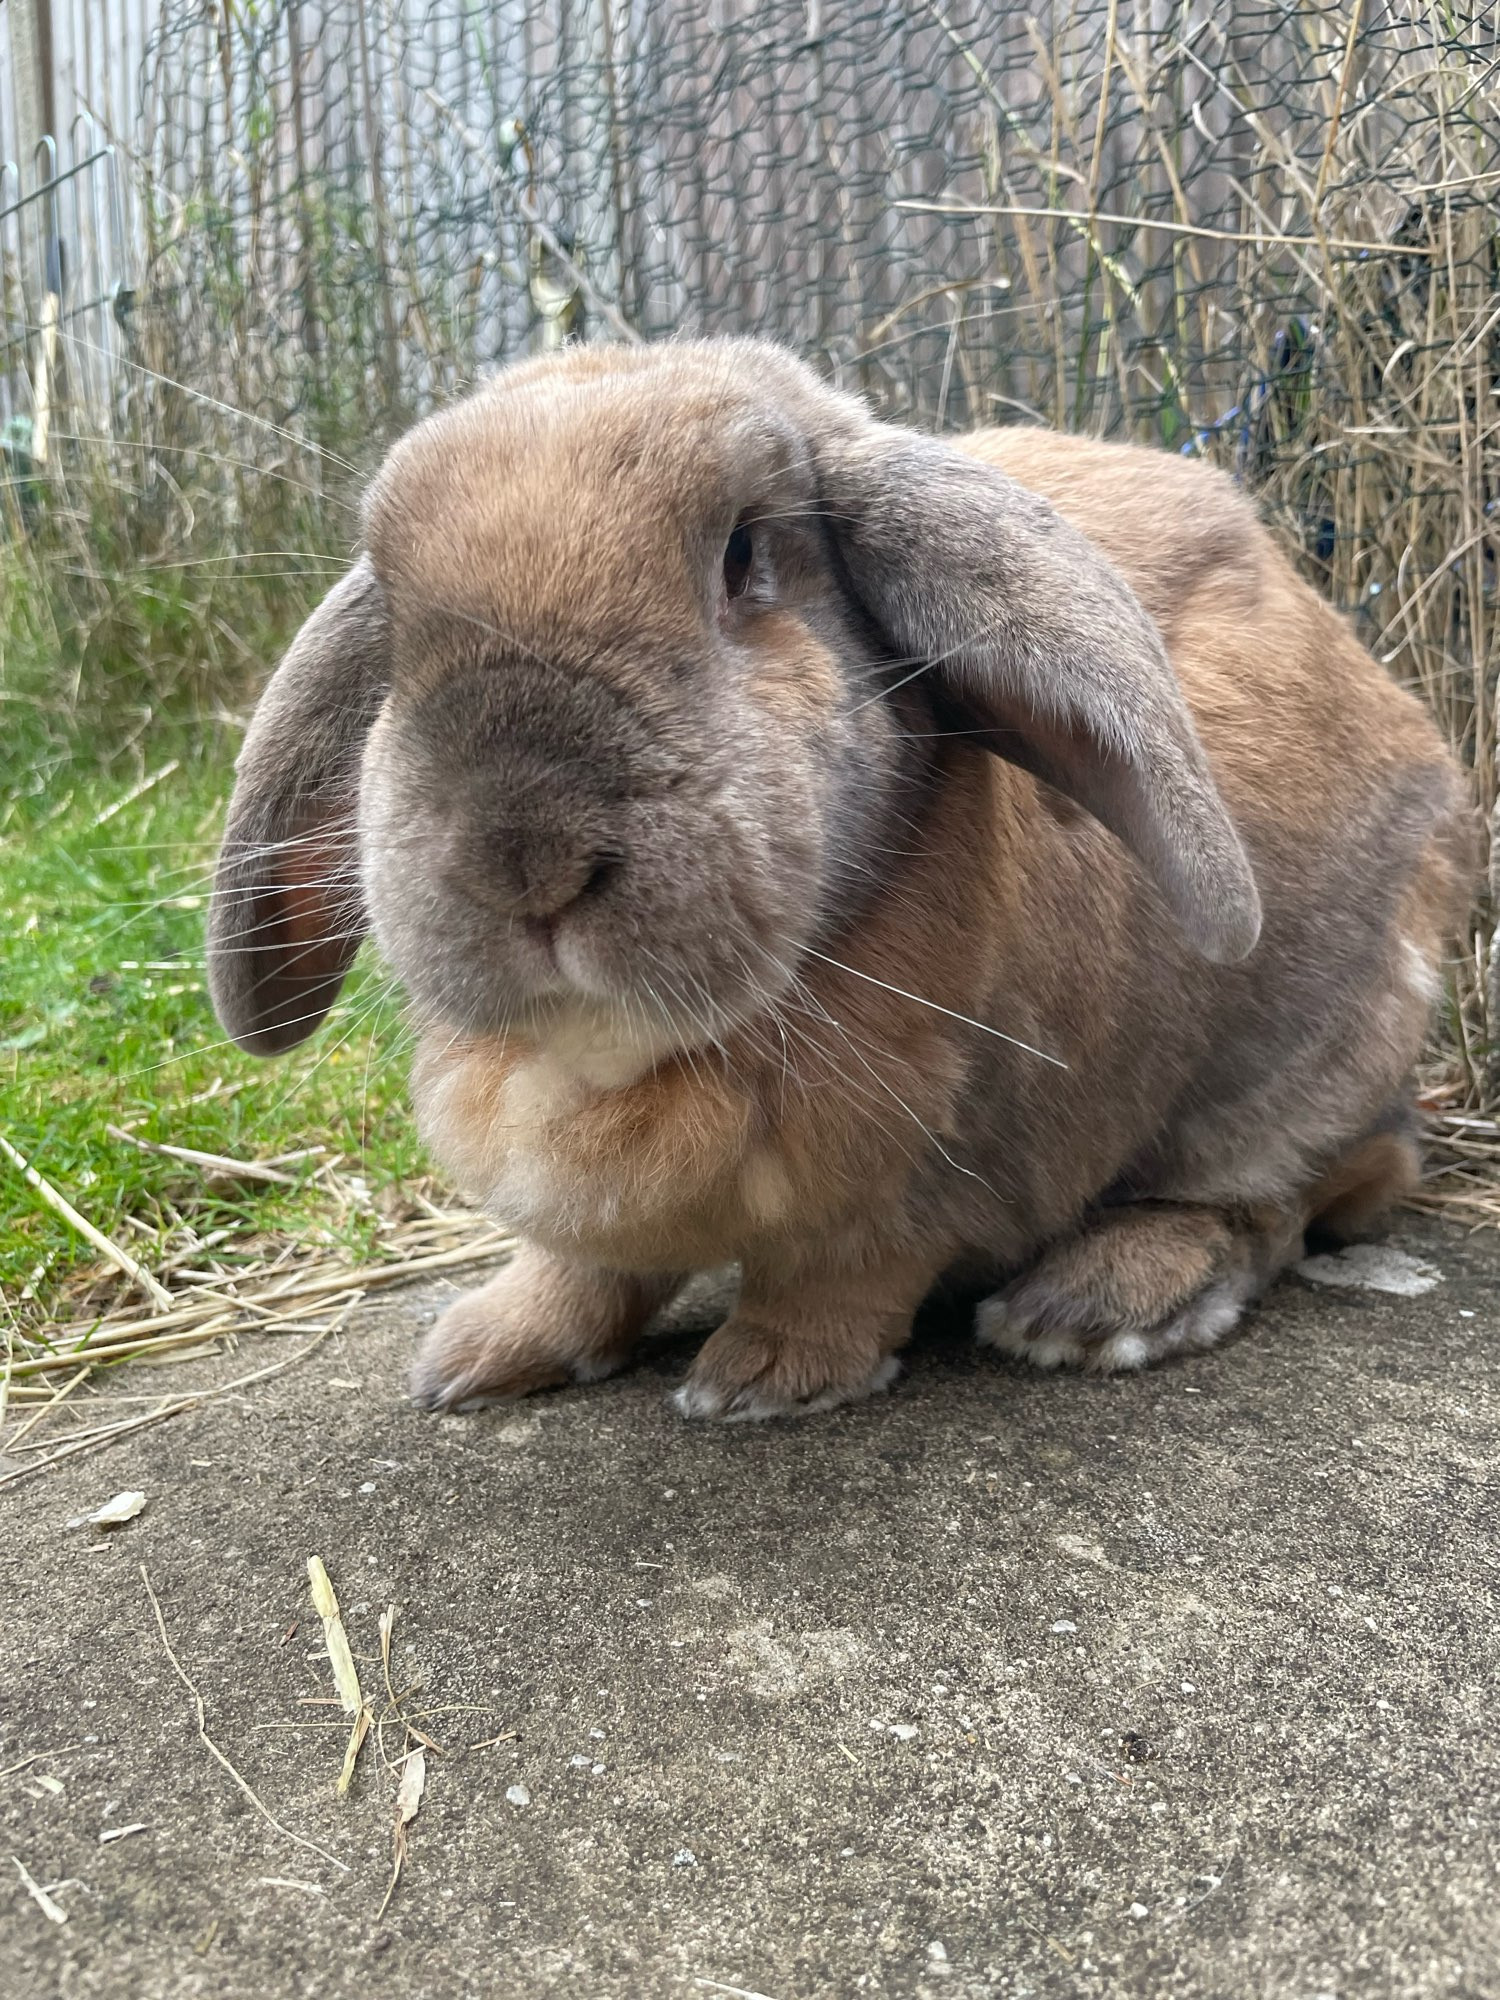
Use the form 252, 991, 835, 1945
0, 1196, 510, 1483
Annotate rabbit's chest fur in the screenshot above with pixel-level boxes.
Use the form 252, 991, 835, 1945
408, 961, 978, 1269
412, 1026, 795, 1268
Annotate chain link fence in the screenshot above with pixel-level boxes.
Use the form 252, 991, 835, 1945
3, 0, 1498, 1070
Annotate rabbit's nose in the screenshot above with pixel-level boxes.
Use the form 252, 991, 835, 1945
464, 818, 626, 926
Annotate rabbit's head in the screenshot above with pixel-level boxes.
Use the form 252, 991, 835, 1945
208, 341, 1259, 1063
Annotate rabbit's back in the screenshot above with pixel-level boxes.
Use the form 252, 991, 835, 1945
958, 426, 1269, 641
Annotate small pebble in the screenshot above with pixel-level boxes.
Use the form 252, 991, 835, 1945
927, 1940, 949, 1962
1050, 1619, 1077, 1634
1129, 1902, 1149, 1919
505, 1784, 531, 1808
672, 1848, 696, 1867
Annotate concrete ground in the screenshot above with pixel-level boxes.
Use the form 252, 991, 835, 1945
2, 1218, 1497, 2000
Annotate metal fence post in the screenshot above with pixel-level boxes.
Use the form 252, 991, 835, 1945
8, 0, 55, 168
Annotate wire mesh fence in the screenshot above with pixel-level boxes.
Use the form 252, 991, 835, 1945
2, 0, 1498, 1074
124, 4, 1498, 444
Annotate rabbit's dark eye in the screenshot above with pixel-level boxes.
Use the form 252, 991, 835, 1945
723, 523, 753, 599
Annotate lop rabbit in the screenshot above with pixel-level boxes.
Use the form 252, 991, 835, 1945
208, 340, 1470, 1418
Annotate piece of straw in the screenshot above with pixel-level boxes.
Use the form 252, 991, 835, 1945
307, 1559, 364, 1716
377, 1743, 426, 1919
142, 1565, 348, 1873
106, 1126, 301, 1186
12, 1856, 68, 1924
0, 1134, 172, 1310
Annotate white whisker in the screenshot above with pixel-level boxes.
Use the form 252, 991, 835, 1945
798, 946, 1066, 1068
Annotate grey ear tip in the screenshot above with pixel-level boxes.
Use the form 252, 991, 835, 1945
212, 997, 324, 1057
1194, 884, 1263, 964
206, 956, 329, 1056
234, 1023, 315, 1057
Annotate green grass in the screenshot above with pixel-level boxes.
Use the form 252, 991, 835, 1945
1, 725, 434, 1316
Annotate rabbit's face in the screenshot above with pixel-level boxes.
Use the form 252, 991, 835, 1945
208, 340, 1261, 1064
355, 357, 909, 1055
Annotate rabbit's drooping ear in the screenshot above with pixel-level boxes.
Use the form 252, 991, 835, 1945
817, 428, 1262, 963
207, 557, 389, 1054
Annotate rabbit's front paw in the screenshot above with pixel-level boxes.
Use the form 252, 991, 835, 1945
409, 1252, 674, 1413
673, 1316, 900, 1421
408, 1287, 585, 1412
